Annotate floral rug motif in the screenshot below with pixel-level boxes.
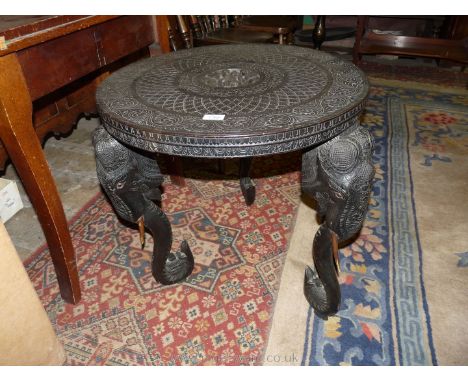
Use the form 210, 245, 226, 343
24, 154, 301, 365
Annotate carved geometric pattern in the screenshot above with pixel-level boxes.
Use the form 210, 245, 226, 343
97, 44, 368, 158
134, 59, 329, 115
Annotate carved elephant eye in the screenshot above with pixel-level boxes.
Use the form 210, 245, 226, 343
116, 181, 125, 189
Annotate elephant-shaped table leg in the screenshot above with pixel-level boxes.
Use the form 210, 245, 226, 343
301, 125, 374, 319
93, 126, 194, 285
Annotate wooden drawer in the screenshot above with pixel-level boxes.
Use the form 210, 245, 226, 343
16, 16, 154, 101
96, 15, 154, 64
17, 28, 100, 100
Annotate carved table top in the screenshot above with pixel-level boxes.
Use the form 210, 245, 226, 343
96, 44, 368, 158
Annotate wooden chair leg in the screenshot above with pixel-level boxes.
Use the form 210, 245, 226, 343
312, 16, 326, 50
0, 53, 81, 304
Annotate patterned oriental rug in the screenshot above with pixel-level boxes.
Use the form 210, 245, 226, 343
266, 77, 468, 366
25, 154, 302, 366
24, 76, 468, 366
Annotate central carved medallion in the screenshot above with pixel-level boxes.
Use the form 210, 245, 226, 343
201, 68, 262, 88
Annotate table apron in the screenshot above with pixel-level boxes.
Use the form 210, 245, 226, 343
102, 115, 361, 158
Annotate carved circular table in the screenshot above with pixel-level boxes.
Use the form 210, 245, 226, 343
94, 44, 374, 318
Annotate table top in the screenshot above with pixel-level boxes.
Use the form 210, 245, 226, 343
97, 44, 368, 158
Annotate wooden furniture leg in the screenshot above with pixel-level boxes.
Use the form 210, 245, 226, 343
312, 16, 326, 49
240, 157, 255, 206
0, 53, 81, 304
94, 126, 194, 284
166, 156, 186, 187
352, 16, 367, 64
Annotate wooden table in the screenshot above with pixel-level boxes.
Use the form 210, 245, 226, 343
353, 16, 468, 65
93, 44, 375, 318
0, 16, 154, 304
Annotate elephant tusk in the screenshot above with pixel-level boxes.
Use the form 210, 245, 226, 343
138, 216, 145, 248
331, 230, 340, 275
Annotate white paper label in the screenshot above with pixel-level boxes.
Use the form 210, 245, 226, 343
203, 114, 225, 121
